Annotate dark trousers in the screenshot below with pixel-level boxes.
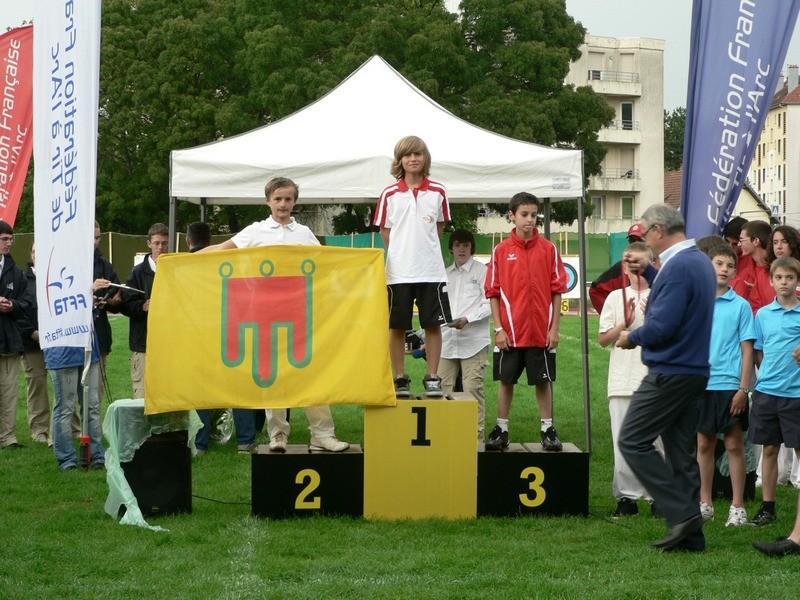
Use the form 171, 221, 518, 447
619, 373, 707, 527
232, 409, 266, 445
195, 409, 212, 451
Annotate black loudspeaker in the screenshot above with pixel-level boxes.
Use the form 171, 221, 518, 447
121, 430, 192, 516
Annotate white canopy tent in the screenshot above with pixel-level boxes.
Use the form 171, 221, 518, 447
167, 55, 593, 451
169, 55, 583, 205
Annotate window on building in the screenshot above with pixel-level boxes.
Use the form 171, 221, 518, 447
621, 197, 634, 220
621, 102, 634, 130
590, 196, 605, 219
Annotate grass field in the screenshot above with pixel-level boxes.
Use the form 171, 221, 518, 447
1, 314, 798, 599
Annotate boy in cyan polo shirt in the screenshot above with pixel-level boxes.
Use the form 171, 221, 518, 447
749, 256, 800, 526
696, 245, 755, 527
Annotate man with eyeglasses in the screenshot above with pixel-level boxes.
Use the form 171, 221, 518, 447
120, 222, 169, 398
616, 205, 716, 552
0, 222, 29, 449
731, 220, 772, 315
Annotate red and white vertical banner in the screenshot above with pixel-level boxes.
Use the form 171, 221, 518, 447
33, 1, 101, 349
0, 26, 33, 227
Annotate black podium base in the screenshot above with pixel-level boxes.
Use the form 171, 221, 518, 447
251, 444, 364, 518
478, 442, 589, 517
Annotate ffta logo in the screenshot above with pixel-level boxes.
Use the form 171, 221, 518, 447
219, 259, 315, 387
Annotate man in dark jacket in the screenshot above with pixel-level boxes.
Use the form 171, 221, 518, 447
120, 222, 169, 398
0, 222, 29, 449
92, 222, 122, 403
617, 205, 716, 552
18, 245, 52, 443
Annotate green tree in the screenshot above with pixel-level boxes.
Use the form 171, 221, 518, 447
459, 0, 613, 225
85, 0, 610, 234
664, 106, 686, 172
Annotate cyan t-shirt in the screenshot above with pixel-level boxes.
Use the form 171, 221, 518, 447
754, 300, 800, 398
707, 288, 755, 390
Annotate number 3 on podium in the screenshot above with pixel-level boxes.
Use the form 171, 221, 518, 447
519, 466, 546, 507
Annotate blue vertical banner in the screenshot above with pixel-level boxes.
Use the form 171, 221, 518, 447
32, 1, 102, 349
682, 0, 800, 238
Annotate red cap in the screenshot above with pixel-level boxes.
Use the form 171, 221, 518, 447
627, 223, 646, 240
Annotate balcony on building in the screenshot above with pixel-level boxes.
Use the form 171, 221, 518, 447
598, 119, 642, 144
589, 168, 641, 192
587, 69, 642, 97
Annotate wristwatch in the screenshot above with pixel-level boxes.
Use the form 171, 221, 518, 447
738, 386, 751, 394
494, 327, 504, 334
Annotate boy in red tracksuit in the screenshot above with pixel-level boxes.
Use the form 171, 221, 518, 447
485, 192, 569, 451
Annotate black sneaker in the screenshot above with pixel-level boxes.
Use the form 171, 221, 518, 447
394, 374, 411, 398
485, 425, 509, 451
750, 507, 777, 527
613, 498, 639, 517
423, 374, 443, 398
541, 426, 563, 451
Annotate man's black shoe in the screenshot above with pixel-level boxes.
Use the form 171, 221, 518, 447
613, 498, 639, 517
650, 515, 704, 551
485, 425, 509, 451
753, 537, 800, 557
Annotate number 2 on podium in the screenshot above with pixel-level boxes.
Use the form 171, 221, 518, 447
295, 468, 321, 509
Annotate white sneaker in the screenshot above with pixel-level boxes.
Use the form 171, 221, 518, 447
700, 502, 714, 521
268, 431, 287, 453
309, 436, 350, 452
725, 505, 748, 527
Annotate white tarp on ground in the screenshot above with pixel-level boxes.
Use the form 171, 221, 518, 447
169, 55, 583, 205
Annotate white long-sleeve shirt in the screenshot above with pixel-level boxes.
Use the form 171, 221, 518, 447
441, 257, 491, 359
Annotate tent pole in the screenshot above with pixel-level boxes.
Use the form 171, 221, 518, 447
577, 159, 592, 455
168, 196, 177, 253
543, 198, 551, 239
200, 198, 207, 222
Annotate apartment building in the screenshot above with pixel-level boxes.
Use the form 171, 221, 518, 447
747, 66, 800, 226
563, 35, 665, 234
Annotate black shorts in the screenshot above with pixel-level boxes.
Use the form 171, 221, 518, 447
493, 346, 556, 385
696, 389, 748, 435
388, 282, 452, 330
749, 391, 800, 448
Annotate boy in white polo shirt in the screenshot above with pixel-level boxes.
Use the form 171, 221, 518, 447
202, 177, 350, 454
374, 136, 451, 398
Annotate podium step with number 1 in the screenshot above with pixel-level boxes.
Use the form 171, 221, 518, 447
364, 398, 478, 519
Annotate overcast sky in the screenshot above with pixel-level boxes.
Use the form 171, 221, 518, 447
5, 2, 800, 111
565, 0, 800, 110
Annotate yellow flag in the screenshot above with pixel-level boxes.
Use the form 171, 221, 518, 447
144, 246, 396, 414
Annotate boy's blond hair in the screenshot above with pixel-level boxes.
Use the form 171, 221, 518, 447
770, 255, 800, 278
390, 136, 431, 180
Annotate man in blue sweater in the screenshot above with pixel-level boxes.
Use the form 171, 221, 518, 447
616, 205, 716, 552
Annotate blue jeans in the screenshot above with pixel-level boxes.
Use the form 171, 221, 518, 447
232, 409, 266, 446
196, 409, 212, 450
51, 364, 105, 470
